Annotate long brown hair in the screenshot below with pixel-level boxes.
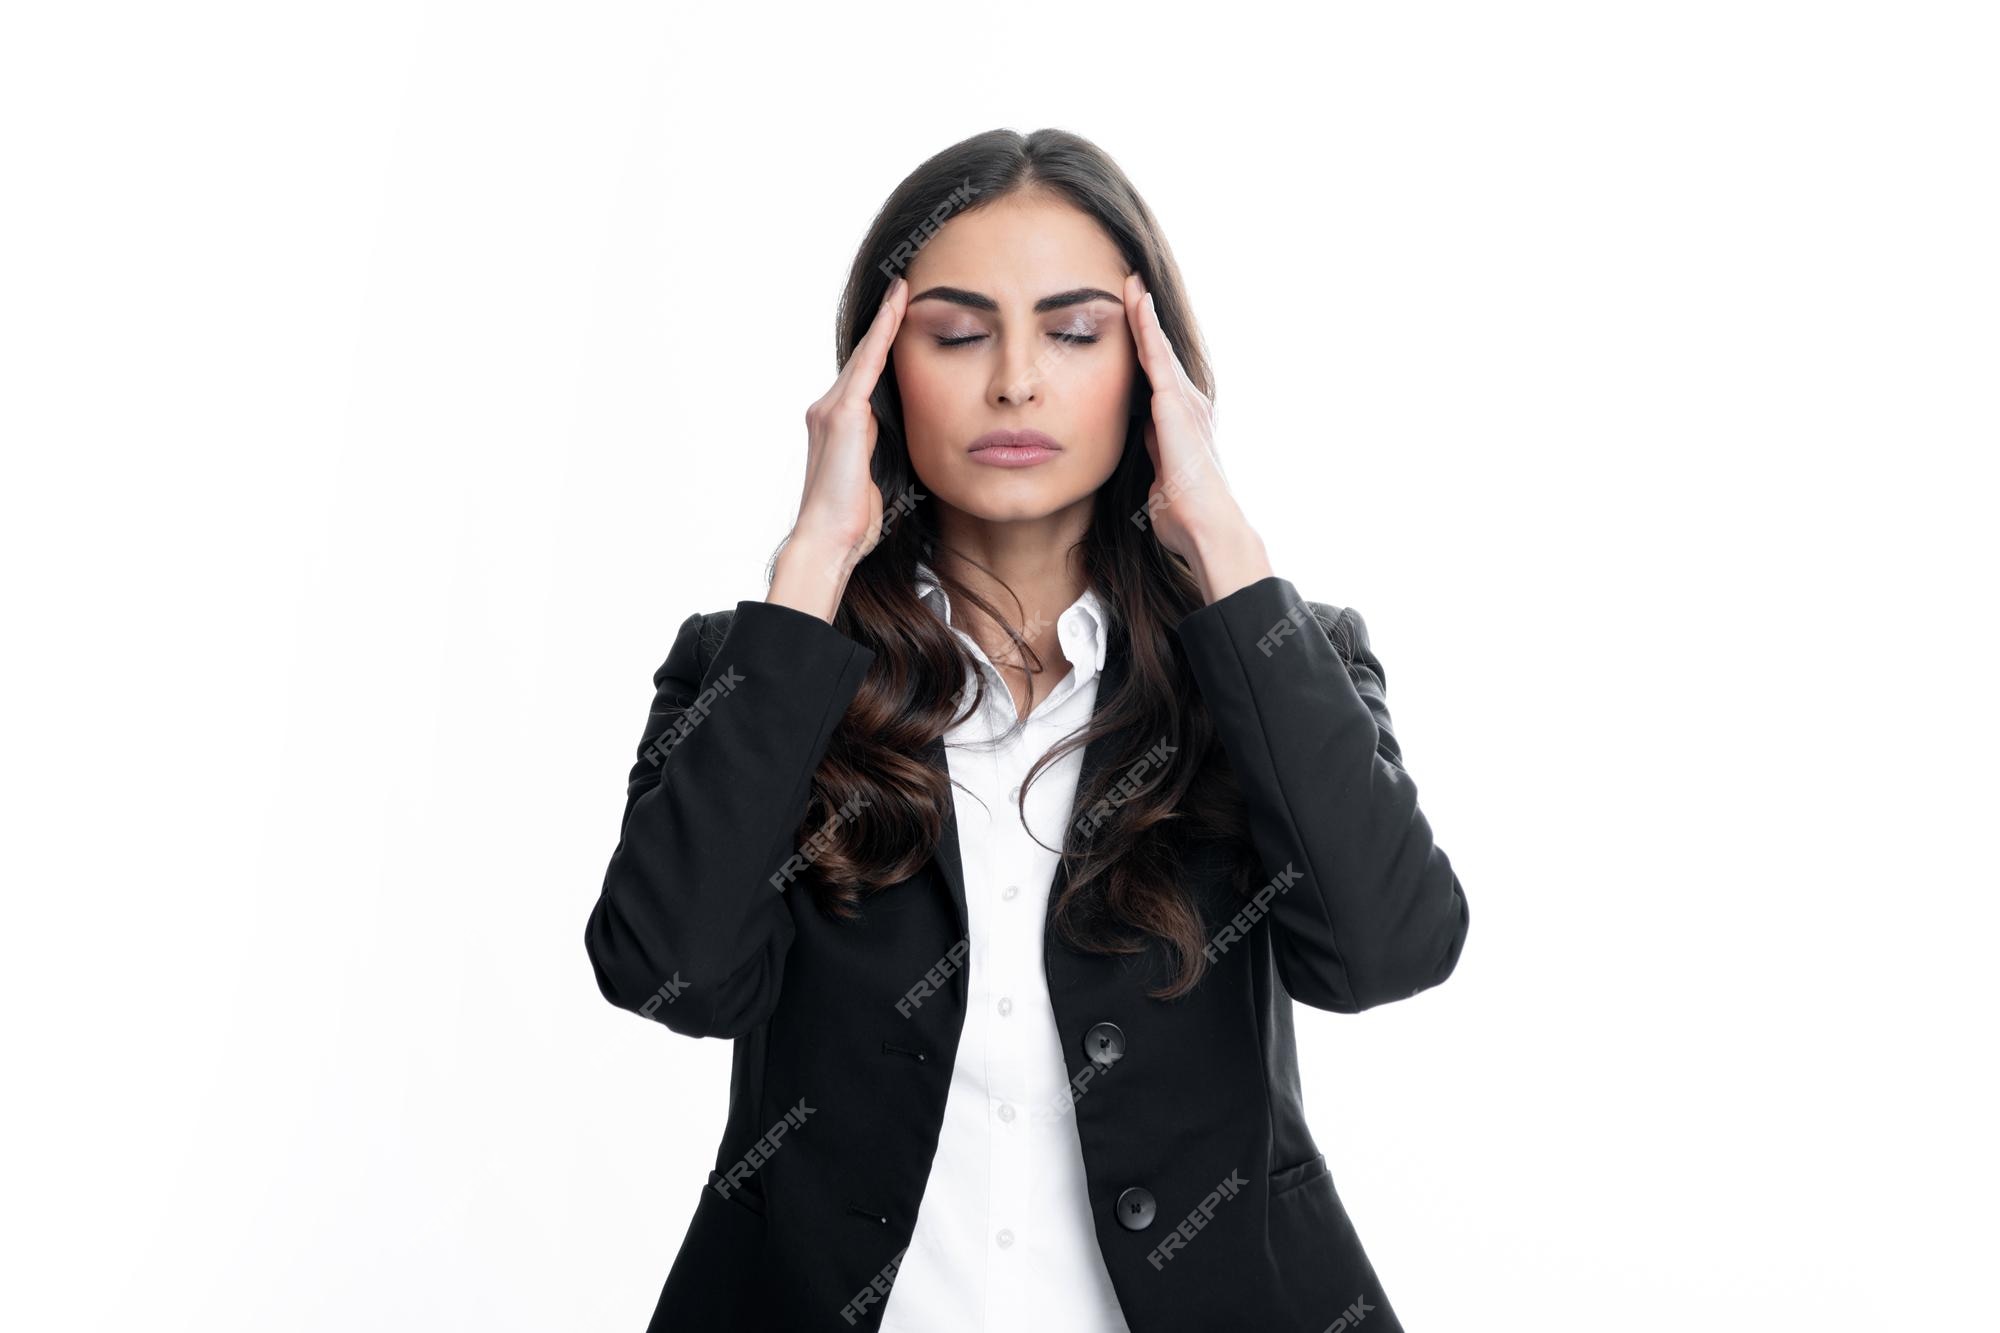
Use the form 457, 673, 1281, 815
773, 128, 1258, 1000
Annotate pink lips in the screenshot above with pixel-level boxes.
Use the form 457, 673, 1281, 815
967, 428, 1062, 468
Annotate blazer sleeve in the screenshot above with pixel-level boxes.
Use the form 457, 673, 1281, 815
584, 599, 877, 1039
1171, 574, 1470, 1013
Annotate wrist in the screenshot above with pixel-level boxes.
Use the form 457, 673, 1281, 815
769, 534, 857, 623
786, 521, 869, 562
1186, 522, 1272, 605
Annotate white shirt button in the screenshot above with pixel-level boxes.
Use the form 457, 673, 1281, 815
895, 566, 1122, 1331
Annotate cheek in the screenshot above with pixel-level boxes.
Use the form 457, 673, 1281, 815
1061, 357, 1137, 465
1068, 357, 1130, 421
891, 351, 964, 457
895, 355, 941, 418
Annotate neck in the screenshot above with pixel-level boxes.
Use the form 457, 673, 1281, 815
929, 498, 1092, 667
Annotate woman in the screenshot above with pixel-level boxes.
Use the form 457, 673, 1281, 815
584, 128, 1470, 1333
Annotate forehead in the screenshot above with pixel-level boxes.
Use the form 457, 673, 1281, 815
902, 191, 1126, 299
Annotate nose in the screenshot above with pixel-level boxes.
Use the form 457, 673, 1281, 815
990, 333, 1043, 407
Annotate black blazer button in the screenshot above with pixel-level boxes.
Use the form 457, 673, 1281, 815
1116, 1186, 1157, 1231
1083, 1021, 1126, 1068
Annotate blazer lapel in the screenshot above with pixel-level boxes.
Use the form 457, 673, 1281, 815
921, 727, 970, 937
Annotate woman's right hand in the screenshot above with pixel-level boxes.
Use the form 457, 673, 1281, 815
769, 275, 909, 622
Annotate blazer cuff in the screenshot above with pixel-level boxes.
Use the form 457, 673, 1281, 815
1170, 575, 1335, 672
716, 598, 874, 682
695, 600, 877, 803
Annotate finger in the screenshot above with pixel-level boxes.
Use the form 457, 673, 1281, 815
1125, 276, 1182, 390
836, 276, 908, 406
1138, 286, 1204, 405
1122, 272, 1162, 395
1124, 274, 1207, 411
835, 278, 904, 405
1137, 297, 1201, 421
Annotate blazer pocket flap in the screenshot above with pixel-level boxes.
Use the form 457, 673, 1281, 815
1268, 1151, 1330, 1199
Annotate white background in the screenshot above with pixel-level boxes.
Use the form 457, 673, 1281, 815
3, 2, 1994, 1329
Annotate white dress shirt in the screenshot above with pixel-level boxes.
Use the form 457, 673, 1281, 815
876, 563, 1132, 1333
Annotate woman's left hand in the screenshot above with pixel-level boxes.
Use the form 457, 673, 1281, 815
1124, 272, 1275, 604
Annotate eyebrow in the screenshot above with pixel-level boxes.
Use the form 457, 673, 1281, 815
907, 285, 1123, 314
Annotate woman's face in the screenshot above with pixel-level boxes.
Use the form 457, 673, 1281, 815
889, 191, 1138, 525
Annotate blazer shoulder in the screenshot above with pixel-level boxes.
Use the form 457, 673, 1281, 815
1306, 601, 1385, 687
652, 606, 736, 689
664, 600, 864, 687
695, 606, 736, 664
1304, 601, 1358, 659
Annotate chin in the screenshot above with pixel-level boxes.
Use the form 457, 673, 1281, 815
921, 463, 1079, 520
919, 447, 1122, 524
936, 485, 1078, 524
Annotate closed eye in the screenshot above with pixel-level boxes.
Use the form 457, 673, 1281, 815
934, 332, 1099, 348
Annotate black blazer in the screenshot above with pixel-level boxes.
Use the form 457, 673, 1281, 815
585, 574, 1470, 1333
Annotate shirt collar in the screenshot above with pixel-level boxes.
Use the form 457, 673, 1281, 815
914, 559, 1110, 681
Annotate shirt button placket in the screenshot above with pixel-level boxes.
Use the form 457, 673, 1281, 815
986, 688, 1024, 1329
